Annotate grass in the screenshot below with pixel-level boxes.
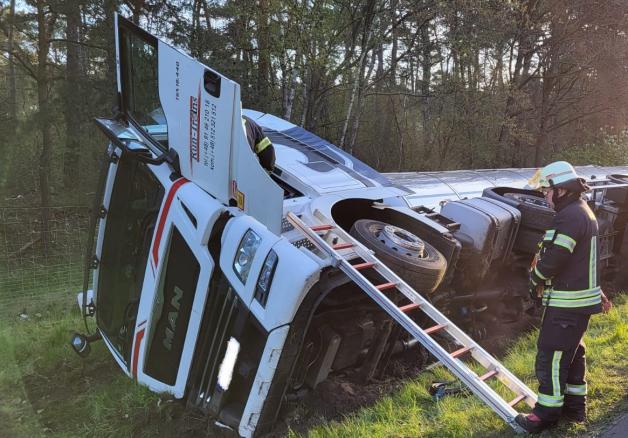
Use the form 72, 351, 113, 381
0, 297, 626, 437
303, 295, 628, 438
0, 309, 183, 438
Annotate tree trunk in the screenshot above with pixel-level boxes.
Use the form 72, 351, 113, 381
389, 0, 398, 87
300, 65, 309, 127
420, 20, 431, 130
63, 1, 82, 189
341, 36, 373, 150
348, 50, 377, 154
190, 0, 202, 58
283, 64, 299, 121
7, 0, 17, 137
256, 0, 271, 112
131, 0, 145, 23
340, 0, 376, 150
36, 0, 55, 253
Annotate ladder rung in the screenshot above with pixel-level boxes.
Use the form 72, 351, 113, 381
351, 261, 375, 270
332, 242, 354, 250
450, 346, 473, 358
311, 224, 334, 232
479, 369, 498, 381
375, 282, 397, 291
424, 324, 447, 335
508, 394, 526, 407
399, 302, 420, 313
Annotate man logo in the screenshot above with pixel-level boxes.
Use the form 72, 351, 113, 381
162, 285, 184, 351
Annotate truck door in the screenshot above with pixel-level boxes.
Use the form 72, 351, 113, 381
114, 15, 283, 234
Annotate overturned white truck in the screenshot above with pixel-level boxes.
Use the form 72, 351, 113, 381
74, 15, 628, 437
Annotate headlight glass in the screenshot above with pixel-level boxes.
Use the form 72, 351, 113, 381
233, 229, 262, 283
255, 250, 278, 307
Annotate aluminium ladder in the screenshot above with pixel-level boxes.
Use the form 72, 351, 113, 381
286, 210, 537, 433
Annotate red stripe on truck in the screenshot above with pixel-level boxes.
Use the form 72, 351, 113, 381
152, 178, 189, 268
132, 327, 145, 378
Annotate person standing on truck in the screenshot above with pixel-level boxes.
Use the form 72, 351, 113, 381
242, 115, 275, 172
516, 161, 612, 433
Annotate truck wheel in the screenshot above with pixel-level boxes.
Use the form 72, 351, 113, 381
350, 219, 447, 293
483, 187, 554, 231
513, 226, 543, 254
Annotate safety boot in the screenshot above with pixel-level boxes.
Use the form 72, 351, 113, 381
562, 410, 586, 423
515, 413, 557, 434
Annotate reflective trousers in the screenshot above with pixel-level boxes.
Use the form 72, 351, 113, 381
532, 307, 590, 422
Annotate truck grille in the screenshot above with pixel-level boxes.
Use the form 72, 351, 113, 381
292, 237, 316, 251
281, 217, 295, 233
187, 277, 240, 412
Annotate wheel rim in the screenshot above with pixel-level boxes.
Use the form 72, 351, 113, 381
377, 224, 426, 258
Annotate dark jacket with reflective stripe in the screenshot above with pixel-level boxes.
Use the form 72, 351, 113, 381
530, 194, 602, 314
242, 115, 275, 171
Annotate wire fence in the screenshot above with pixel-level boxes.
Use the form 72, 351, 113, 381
0, 206, 91, 321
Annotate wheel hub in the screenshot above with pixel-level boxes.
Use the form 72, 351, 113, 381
380, 225, 426, 258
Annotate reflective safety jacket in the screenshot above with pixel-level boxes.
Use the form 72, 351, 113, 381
242, 115, 275, 171
530, 194, 602, 314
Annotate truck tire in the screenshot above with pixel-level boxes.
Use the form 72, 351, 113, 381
513, 226, 543, 254
350, 219, 447, 293
483, 187, 554, 231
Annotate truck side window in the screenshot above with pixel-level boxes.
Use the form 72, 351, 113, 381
119, 25, 167, 146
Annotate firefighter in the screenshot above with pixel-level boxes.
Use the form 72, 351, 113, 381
516, 161, 612, 433
242, 115, 275, 172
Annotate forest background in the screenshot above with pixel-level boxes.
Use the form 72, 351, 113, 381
1, 0, 628, 210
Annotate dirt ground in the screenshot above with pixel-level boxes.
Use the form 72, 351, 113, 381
185, 305, 540, 437
265, 310, 538, 437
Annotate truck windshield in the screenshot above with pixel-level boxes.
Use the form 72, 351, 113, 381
97, 153, 164, 364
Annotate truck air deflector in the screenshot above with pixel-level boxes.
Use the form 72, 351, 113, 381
244, 108, 411, 195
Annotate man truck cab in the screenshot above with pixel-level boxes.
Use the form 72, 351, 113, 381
80, 14, 628, 437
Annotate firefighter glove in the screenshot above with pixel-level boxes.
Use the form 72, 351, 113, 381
528, 277, 543, 305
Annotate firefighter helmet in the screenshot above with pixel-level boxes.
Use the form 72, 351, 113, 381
528, 161, 578, 189
529, 161, 581, 189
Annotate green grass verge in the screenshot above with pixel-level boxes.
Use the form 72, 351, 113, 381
0, 297, 626, 437
303, 295, 628, 437
0, 310, 179, 438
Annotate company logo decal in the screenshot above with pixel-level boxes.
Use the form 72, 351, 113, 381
162, 286, 184, 351
189, 85, 201, 170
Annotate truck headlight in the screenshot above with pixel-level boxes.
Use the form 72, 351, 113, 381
254, 250, 278, 307
233, 229, 261, 283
